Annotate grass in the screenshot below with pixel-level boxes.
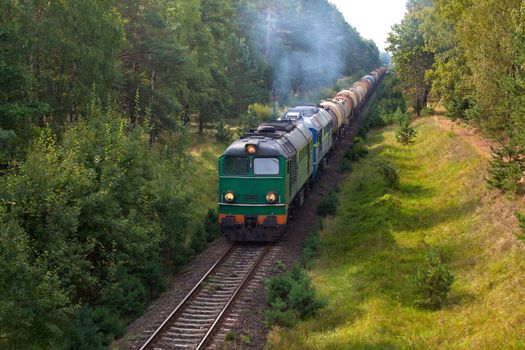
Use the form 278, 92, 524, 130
187, 133, 228, 229
266, 118, 525, 349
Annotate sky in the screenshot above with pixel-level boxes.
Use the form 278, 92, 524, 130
328, 0, 407, 51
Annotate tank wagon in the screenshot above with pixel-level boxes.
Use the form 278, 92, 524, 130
218, 67, 388, 241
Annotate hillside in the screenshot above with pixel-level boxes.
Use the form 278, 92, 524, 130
266, 117, 525, 349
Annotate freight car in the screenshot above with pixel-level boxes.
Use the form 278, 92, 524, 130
218, 68, 387, 241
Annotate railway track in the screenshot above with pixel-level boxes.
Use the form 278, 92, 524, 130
140, 243, 273, 350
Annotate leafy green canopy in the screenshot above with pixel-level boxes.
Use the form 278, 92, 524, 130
0, 106, 194, 348
388, 0, 525, 194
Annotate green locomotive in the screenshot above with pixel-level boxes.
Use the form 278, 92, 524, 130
218, 121, 313, 241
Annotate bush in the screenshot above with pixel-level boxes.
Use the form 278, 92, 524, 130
344, 136, 369, 162
190, 223, 208, 254
357, 126, 368, 141
215, 120, 233, 143
64, 306, 105, 350
190, 209, 220, 254
394, 108, 417, 146
420, 106, 434, 117
299, 225, 321, 268
265, 264, 325, 327
0, 108, 196, 346
240, 103, 274, 132
514, 212, 525, 243
204, 208, 220, 242
317, 191, 339, 217
487, 138, 525, 194
414, 252, 454, 310
339, 158, 353, 172
370, 158, 400, 188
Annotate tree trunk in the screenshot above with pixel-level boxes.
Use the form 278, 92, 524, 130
199, 117, 204, 135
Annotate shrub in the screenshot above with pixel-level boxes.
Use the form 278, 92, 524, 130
394, 109, 417, 146
265, 264, 325, 327
414, 252, 454, 310
339, 158, 353, 172
357, 126, 368, 141
64, 306, 105, 350
215, 120, 232, 143
370, 158, 400, 188
420, 106, 434, 117
487, 139, 525, 194
190, 209, 220, 255
317, 191, 339, 217
204, 208, 220, 242
240, 103, 274, 132
299, 225, 321, 268
344, 136, 368, 162
190, 223, 208, 254
514, 212, 525, 242
0, 108, 196, 346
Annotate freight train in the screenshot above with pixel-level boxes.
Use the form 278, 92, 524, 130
218, 68, 388, 241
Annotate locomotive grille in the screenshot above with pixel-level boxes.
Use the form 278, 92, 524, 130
290, 156, 298, 184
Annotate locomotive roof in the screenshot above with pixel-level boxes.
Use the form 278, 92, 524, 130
280, 105, 332, 131
222, 120, 313, 158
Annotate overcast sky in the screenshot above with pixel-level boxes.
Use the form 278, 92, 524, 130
328, 0, 407, 51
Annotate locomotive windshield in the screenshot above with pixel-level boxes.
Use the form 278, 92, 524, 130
254, 158, 280, 175
223, 157, 250, 176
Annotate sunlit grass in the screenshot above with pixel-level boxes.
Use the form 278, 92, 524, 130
266, 118, 525, 349
186, 133, 228, 232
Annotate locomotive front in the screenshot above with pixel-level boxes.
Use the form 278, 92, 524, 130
218, 136, 288, 241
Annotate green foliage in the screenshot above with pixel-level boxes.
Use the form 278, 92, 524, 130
370, 158, 400, 188
214, 120, 233, 143
266, 119, 525, 349
299, 225, 322, 269
487, 139, 525, 194
414, 252, 454, 310
0, 109, 195, 346
190, 209, 220, 254
387, 3, 434, 116
364, 73, 407, 129
420, 106, 434, 117
344, 136, 369, 162
265, 264, 325, 327
394, 109, 418, 146
240, 103, 274, 132
317, 191, 340, 217
190, 224, 208, 254
339, 158, 354, 172
242, 0, 380, 103
0, 0, 383, 346
514, 212, 525, 243
0, 207, 73, 348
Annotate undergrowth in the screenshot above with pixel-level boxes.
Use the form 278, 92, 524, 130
265, 224, 325, 327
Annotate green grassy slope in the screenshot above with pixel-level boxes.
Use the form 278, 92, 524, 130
187, 134, 227, 224
267, 118, 525, 349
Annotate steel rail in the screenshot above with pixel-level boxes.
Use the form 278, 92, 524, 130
196, 243, 272, 349
139, 243, 236, 350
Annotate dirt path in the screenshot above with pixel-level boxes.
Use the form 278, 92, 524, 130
433, 115, 494, 158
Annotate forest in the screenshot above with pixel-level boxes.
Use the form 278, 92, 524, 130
387, 0, 525, 194
0, 0, 380, 348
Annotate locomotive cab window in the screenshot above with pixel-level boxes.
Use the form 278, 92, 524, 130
223, 157, 250, 175
254, 158, 280, 175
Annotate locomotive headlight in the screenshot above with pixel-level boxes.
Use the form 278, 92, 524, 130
245, 144, 257, 154
224, 191, 235, 203
266, 192, 277, 204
